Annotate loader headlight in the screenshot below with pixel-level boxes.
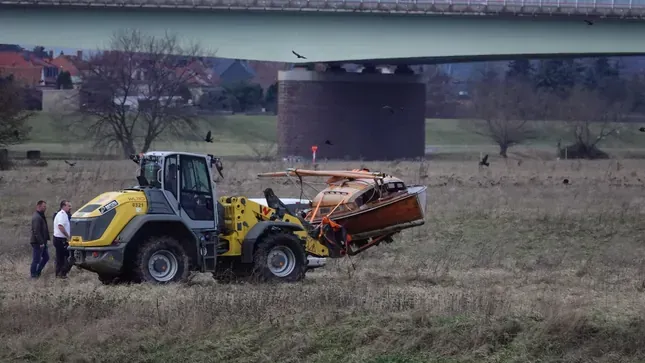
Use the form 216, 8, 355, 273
98, 200, 118, 215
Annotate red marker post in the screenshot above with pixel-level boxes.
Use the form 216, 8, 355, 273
311, 145, 318, 164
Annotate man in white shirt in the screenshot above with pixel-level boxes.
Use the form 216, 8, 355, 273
53, 200, 72, 279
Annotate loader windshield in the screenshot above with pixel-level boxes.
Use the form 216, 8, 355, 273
138, 156, 162, 188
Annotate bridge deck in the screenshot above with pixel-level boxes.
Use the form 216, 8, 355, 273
2, 0, 645, 61
2, 0, 645, 19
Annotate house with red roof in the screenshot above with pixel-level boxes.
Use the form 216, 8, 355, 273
179, 59, 220, 87
0, 51, 61, 87
50, 50, 85, 87
168, 58, 221, 104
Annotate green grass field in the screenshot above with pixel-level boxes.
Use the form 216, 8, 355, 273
7, 112, 645, 160
11, 112, 283, 159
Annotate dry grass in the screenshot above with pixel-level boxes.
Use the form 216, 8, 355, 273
1, 156, 645, 362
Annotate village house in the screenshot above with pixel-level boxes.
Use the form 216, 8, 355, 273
0, 50, 60, 87
50, 50, 85, 88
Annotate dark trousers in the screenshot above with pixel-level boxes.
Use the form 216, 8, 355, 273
30, 244, 49, 278
53, 237, 69, 277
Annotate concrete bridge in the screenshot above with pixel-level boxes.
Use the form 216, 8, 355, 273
1, 0, 645, 63
2, 0, 645, 160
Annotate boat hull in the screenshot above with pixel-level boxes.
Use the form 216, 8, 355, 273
310, 185, 428, 240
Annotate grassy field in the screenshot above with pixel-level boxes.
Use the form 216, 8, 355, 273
1, 157, 645, 362
7, 112, 645, 160
9, 112, 283, 159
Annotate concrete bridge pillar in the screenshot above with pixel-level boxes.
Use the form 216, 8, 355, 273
277, 69, 426, 161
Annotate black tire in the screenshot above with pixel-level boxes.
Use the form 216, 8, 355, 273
132, 236, 190, 284
250, 232, 307, 283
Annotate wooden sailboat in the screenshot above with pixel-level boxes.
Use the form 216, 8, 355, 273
257, 168, 428, 256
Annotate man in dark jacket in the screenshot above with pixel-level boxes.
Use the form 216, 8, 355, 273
30, 200, 50, 278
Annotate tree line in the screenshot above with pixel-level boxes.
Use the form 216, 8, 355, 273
425, 57, 644, 158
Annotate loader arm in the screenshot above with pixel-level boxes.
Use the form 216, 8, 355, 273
249, 200, 331, 258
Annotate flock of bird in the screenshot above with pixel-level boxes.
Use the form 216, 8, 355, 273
472, 126, 645, 185
33, 124, 645, 190
200, 122, 645, 177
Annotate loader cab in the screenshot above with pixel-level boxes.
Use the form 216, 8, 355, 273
134, 151, 223, 232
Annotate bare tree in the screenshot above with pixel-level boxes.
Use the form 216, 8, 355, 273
71, 29, 210, 156
0, 75, 32, 148
556, 84, 632, 159
470, 77, 545, 158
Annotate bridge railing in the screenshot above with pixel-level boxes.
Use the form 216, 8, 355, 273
2, 0, 645, 17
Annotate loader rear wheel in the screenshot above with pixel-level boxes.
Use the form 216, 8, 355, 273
132, 236, 190, 284
251, 232, 306, 283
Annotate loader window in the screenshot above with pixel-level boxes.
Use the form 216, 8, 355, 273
179, 155, 214, 221
140, 159, 161, 188
164, 155, 178, 199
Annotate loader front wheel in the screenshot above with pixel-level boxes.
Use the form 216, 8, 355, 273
251, 232, 306, 283
132, 236, 190, 284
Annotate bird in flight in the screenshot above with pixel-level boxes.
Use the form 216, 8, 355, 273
292, 50, 306, 59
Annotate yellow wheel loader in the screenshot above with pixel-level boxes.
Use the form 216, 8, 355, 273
67, 151, 333, 285
67, 151, 427, 285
